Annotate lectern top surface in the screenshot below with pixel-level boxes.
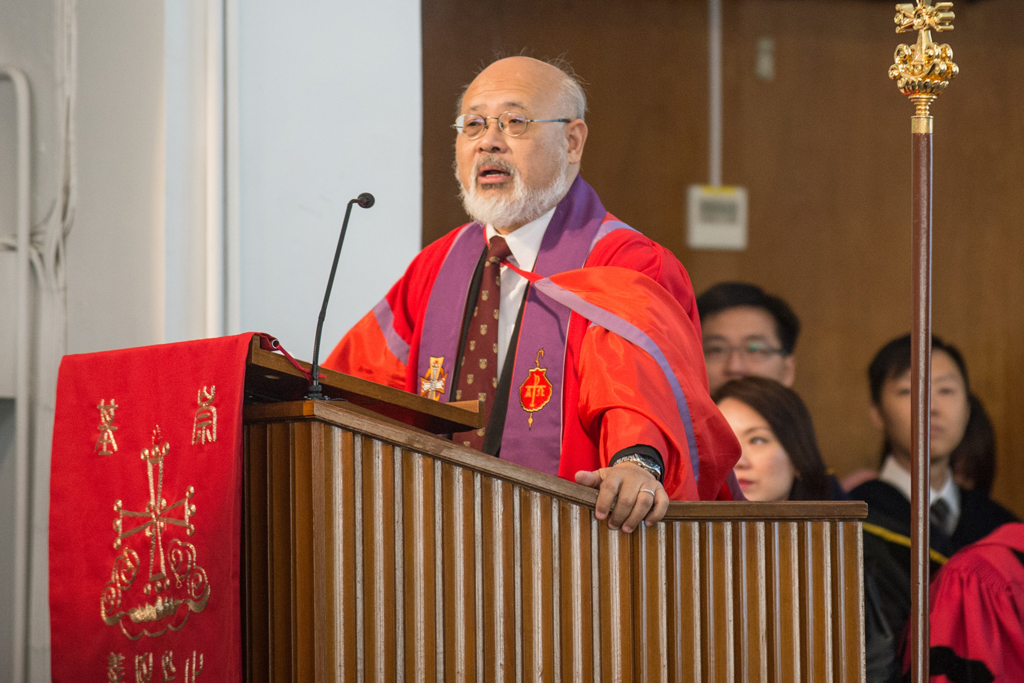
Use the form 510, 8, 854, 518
244, 336, 483, 434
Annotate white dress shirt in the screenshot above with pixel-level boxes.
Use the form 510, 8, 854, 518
485, 206, 556, 370
878, 455, 961, 534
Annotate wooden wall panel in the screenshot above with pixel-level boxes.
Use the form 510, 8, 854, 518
422, 0, 1024, 516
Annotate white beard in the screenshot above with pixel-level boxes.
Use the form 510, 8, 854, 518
458, 151, 571, 230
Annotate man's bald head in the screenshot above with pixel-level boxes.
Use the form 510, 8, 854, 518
453, 55, 589, 233
458, 56, 587, 122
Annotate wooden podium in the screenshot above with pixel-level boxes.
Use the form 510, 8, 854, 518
241, 339, 866, 682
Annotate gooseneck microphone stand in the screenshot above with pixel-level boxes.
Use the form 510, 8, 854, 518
306, 192, 375, 400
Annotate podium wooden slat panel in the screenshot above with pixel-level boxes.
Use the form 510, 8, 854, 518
243, 401, 866, 682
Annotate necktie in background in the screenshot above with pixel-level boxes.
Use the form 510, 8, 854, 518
930, 497, 952, 536
454, 235, 512, 450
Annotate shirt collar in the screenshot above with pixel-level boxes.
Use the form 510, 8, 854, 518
878, 455, 960, 518
485, 206, 556, 272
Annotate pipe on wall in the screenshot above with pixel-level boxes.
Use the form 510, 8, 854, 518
0, 63, 33, 683
707, 0, 723, 187
204, 0, 226, 338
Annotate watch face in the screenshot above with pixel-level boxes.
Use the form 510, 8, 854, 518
628, 454, 661, 478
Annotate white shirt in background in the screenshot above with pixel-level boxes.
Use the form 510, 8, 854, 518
878, 455, 961, 535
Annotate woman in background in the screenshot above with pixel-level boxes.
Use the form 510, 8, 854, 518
850, 334, 1015, 552
841, 391, 999, 498
713, 376, 842, 502
950, 393, 997, 497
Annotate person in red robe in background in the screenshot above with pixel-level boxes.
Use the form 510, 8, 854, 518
325, 56, 741, 533
904, 523, 1024, 682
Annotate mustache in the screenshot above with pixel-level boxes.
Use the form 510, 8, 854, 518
472, 154, 517, 180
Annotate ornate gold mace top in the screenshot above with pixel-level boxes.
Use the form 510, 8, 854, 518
890, 1, 958, 125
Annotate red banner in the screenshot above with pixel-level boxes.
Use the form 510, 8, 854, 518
49, 334, 253, 682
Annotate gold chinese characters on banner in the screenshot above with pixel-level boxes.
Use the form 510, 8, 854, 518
191, 386, 217, 445
95, 399, 119, 455
106, 649, 203, 682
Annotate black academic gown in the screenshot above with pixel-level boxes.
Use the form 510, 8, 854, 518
851, 479, 1019, 682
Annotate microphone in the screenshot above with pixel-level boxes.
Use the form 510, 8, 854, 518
306, 192, 376, 400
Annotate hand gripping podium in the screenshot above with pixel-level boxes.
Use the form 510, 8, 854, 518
241, 339, 867, 682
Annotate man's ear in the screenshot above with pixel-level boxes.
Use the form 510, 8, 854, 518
781, 355, 796, 387
869, 404, 884, 430
566, 119, 588, 164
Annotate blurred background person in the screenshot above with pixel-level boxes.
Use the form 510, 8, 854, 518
841, 390, 999, 497
697, 282, 800, 395
713, 376, 844, 502
950, 393, 997, 497
850, 333, 1016, 553
850, 334, 1019, 681
904, 523, 1024, 682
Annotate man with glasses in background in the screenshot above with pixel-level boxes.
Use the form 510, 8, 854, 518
325, 56, 742, 528
696, 282, 800, 394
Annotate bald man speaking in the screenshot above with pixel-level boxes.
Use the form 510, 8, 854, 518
326, 57, 741, 529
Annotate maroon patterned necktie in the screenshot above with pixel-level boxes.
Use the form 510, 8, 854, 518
454, 235, 513, 449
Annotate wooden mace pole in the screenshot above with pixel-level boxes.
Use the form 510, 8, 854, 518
889, 3, 958, 681
909, 103, 934, 683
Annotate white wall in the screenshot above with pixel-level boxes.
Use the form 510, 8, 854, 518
0, 1, 424, 680
0, 1, 63, 680
237, 0, 423, 358
68, 2, 166, 355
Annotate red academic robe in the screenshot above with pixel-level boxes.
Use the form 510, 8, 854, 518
907, 523, 1024, 682
325, 179, 739, 500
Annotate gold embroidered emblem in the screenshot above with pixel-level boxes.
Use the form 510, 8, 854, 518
191, 386, 217, 445
419, 356, 447, 401
481, 290, 489, 301
469, 340, 476, 351
479, 324, 487, 336
102, 427, 210, 639
519, 349, 553, 429
95, 399, 119, 455
479, 358, 487, 369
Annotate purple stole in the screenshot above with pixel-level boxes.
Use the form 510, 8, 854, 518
416, 177, 633, 474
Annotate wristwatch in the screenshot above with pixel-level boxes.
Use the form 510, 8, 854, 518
613, 452, 663, 482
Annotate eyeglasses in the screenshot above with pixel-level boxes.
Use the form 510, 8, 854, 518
703, 342, 786, 365
452, 111, 572, 139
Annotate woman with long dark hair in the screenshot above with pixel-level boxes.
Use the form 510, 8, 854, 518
713, 376, 838, 501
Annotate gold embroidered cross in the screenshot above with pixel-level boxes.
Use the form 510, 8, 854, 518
113, 427, 196, 597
